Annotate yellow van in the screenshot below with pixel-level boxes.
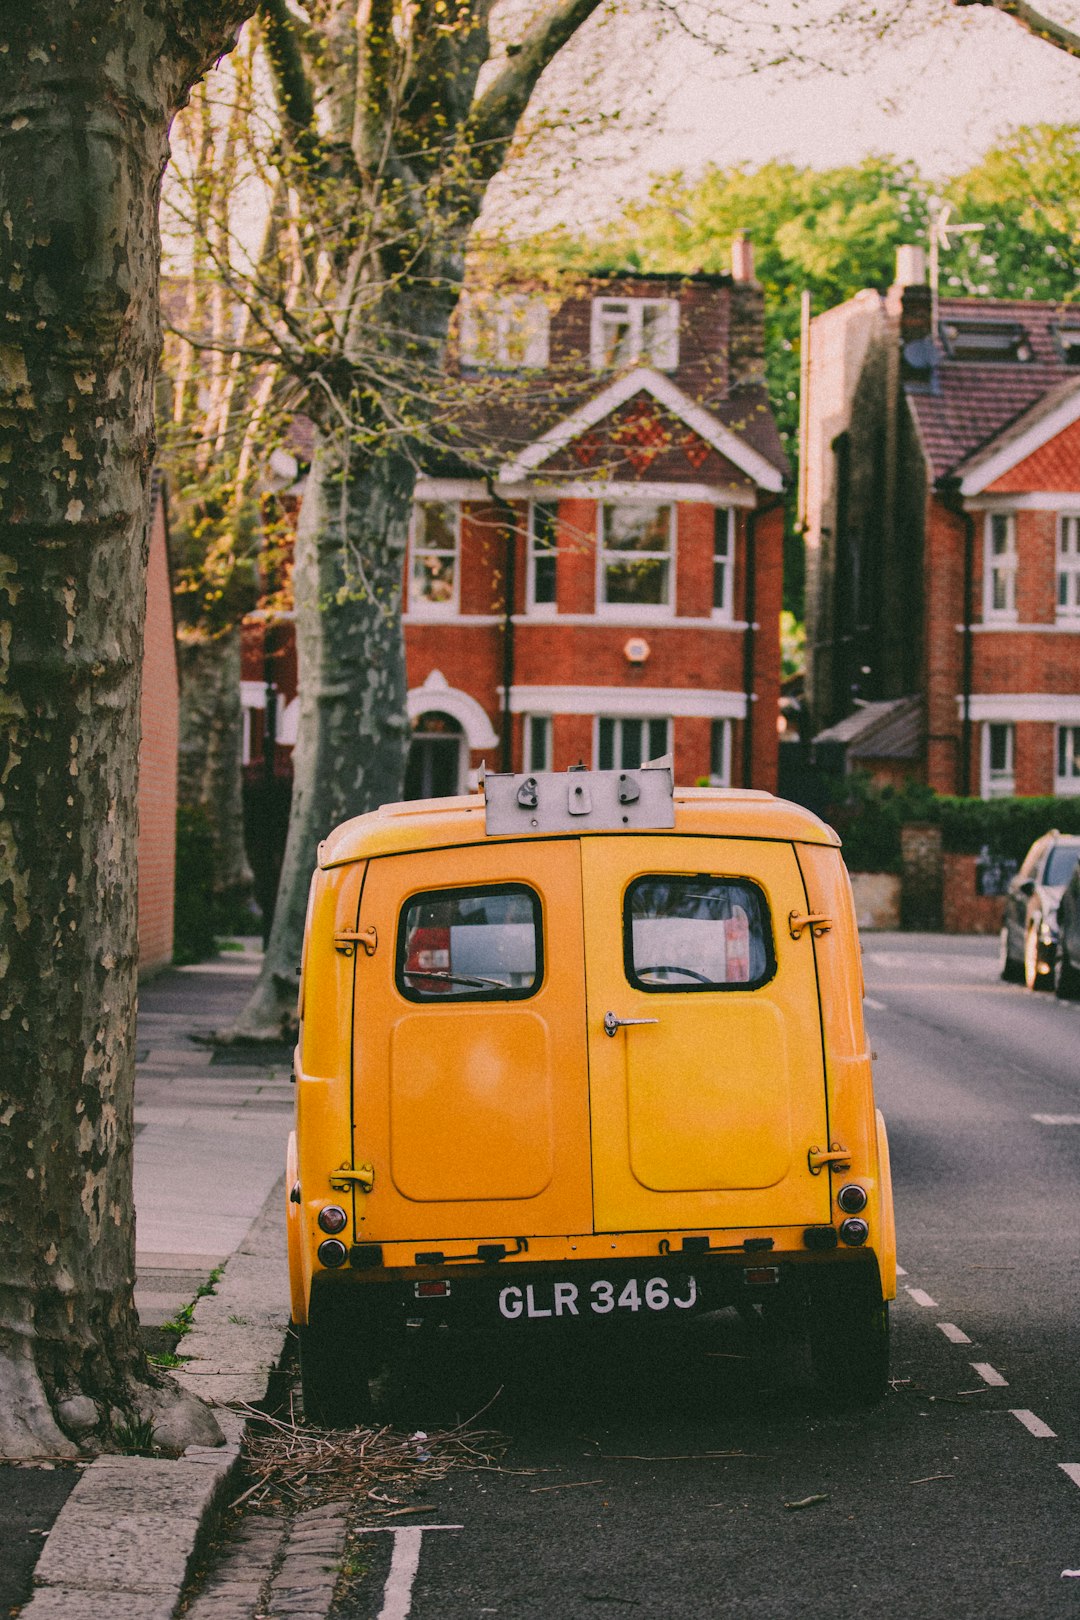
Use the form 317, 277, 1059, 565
287, 767, 895, 1422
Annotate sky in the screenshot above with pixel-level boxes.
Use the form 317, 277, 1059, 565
502, 0, 1080, 226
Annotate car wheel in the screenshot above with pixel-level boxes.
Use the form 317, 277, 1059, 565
1055, 944, 1080, 1000
999, 926, 1024, 983
809, 1271, 890, 1406
298, 1289, 375, 1427
1024, 924, 1053, 992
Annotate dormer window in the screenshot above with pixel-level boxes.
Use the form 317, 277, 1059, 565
458, 292, 549, 369
1052, 324, 1080, 365
591, 297, 679, 371
939, 319, 1031, 363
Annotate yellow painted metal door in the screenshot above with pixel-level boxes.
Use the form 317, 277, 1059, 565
581, 836, 831, 1234
352, 840, 592, 1243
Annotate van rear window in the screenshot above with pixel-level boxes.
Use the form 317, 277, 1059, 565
624, 874, 774, 991
397, 884, 542, 1001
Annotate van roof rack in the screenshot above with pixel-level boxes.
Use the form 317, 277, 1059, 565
483, 765, 675, 836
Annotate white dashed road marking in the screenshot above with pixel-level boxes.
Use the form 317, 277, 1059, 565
352, 1527, 463, 1620
1060, 1465, 1080, 1490
938, 1323, 972, 1344
895, 1264, 907, 1277
971, 1362, 1008, 1387
906, 1287, 938, 1308
864, 997, 887, 1011
1011, 1410, 1057, 1438
1032, 1115, 1080, 1125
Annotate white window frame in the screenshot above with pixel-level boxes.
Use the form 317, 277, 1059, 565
458, 292, 549, 370
709, 718, 732, 786
712, 508, 735, 621
408, 501, 460, 616
523, 714, 552, 773
527, 500, 558, 614
1057, 514, 1080, 623
590, 297, 679, 371
1056, 723, 1080, 795
983, 511, 1017, 622
981, 721, 1015, 799
597, 501, 675, 618
595, 715, 672, 771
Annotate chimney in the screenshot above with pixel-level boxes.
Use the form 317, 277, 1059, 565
730, 231, 756, 284
894, 244, 926, 289
887, 244, 932, 342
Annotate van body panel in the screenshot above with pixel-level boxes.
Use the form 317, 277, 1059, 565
580, 836, 832, 1234
350, 839, 593, 1242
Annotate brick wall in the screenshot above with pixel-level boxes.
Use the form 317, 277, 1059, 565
137, 489, 179, 974
942, 853, 1005, 934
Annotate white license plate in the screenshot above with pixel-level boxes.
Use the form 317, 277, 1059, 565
497, 1274, 698, 1321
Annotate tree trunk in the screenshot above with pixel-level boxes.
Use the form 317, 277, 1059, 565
0, 1, 255, 1458
227, 430, 414, 1038
178, 629, 255, 914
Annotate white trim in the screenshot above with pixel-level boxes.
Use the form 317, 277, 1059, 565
504, 684, 748, 720
499, 367, 784, 493
590, 295, 679, 372
962, 693, 1080, 723
241, 680, 267, 710
963, 492, 1080, 512
961, 622, 1080, 635
512, 613, 750, 629
414, 476, 758, 508
958, 383, 1080, 495
407, 670, 499, 749
404, 613, 503, 627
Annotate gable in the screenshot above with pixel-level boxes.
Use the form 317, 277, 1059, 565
985, 410, 1080, 494
542, 391, 756, 491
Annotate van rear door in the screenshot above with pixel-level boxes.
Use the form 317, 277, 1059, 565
581, 836, 831, 1235
351, 840, 592, 1243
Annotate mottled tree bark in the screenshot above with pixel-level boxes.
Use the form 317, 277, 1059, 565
178, 630, 254, 910
0, 0, 255, 1458
228, 433, 415, 1035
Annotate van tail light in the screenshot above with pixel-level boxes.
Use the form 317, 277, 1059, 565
318, 1205, 348, 1234
838, 1218, 869, 1246
836, 1184, 868, 1214
317, 1239, 348, 1268
414, 1280, 451, 1298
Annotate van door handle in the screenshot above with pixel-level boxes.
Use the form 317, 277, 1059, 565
604, 1011, 659, 1037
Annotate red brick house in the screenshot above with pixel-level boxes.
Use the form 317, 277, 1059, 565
243, 262, 788, 796
804, 251, 1080, 799
137, 475, 180, 972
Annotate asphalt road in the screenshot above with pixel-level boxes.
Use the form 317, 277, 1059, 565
339, 933, 1080, 1620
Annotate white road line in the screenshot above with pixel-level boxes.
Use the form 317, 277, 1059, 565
864, 997, 887, 1011
1011, 1409, 1057, 1438
1032, 1114, 1080, 1125
379, 1529, 425, 1620
895, 1264, 907, 1277
971, 1362, 1008, 1387
938, 1322, 972, 1345
905, 1286, 938, 1308
1060, 1464, 1080, 1490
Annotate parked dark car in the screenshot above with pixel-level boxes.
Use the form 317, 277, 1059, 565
1055, 859, 1080, 998
1000, 831, 1080, 991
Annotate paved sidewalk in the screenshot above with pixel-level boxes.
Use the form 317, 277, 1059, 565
13, 952, 295, 1619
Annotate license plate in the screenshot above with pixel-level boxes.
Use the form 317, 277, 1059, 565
497, 1274, 699, 1321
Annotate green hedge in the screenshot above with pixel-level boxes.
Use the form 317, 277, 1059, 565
827, 778, 1080, 871
173, 805, 217, 965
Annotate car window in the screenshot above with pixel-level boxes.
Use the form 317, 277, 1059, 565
397, 884, 542, 1001
1044, 846, 1080, 887
624, 874, 774, 992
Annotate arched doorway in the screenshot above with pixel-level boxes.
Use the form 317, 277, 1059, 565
405, 711, 465, 799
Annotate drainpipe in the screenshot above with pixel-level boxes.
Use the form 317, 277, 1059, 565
488, 480, 517, 773
742, 494, 784, 788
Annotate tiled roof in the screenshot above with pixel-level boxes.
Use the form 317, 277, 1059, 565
907, 297, 1080, 483
814, 696, 922, 760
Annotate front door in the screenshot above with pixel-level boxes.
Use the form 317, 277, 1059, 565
351, 839, 592, 1243
581, 836, 831, 1234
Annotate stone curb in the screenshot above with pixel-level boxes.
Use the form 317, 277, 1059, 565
21, 1178, 291, 1620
